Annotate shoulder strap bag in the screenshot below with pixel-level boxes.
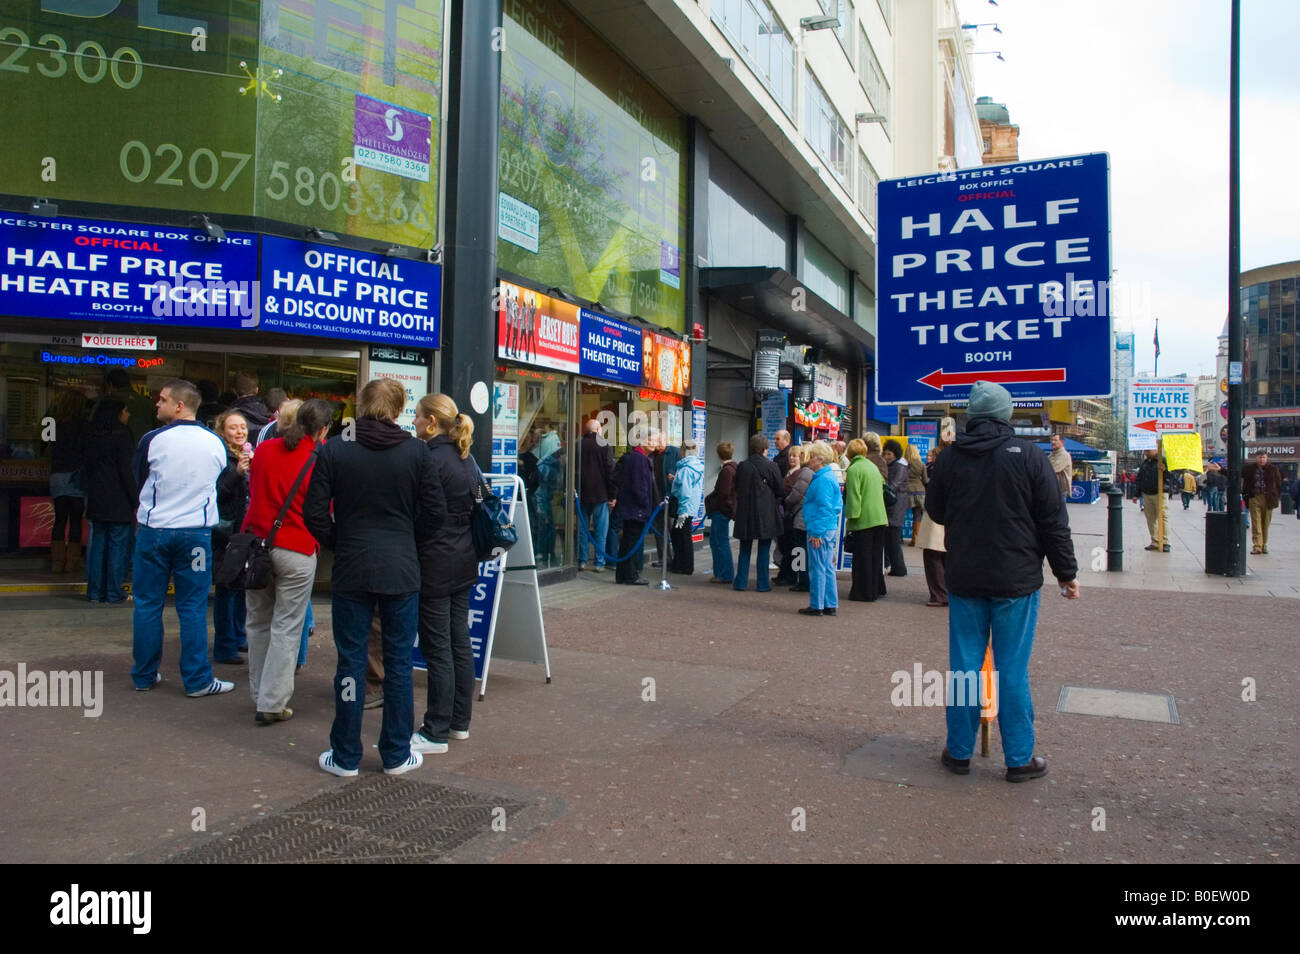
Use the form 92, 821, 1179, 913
215, 450, 317, 591
471, 461, 518, 562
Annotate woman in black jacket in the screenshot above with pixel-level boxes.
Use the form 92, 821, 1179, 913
213, 409, 251, 664
732, 434, 784, 592
83, 399, 137, 603
411, 393, 481, 753
303, 378, 445, 777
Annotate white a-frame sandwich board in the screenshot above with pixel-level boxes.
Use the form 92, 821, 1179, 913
476, 474, 551, 700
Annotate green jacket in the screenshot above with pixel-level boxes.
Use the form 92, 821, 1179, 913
845, 455, 887, 531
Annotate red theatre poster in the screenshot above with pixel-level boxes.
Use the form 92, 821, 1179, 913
496, 281, 579, 373
641, 330, 691, 395
20, 496, 89, 548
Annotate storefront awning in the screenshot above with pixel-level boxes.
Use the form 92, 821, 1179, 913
700, 267, 874, 368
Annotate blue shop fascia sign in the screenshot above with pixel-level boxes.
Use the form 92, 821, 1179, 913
0, 213, 441, 350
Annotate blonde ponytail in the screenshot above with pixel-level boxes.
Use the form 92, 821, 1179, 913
452, 412, 474, 459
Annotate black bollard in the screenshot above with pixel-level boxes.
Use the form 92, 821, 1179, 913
1106, 486, 1124, 572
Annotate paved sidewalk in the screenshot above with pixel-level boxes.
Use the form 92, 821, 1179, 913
1, 504, 1295, 864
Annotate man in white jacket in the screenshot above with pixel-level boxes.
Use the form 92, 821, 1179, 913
131, 379, 233, 698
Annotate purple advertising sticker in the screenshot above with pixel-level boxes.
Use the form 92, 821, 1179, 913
353, 94, 432, 182
659, 240, 680, 289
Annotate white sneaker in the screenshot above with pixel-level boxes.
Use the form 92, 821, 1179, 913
186, 679, 234, 698
410, 732, 449, 754
448, 729, 470, 741
384, 750, 425, 775
318, 749, 359, 778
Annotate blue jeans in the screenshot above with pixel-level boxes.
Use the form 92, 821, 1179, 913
733, 539, 772, 592
87, 520, 131, 603
807, 535, 838, 609
579, 501, 610, 567
945, 591, 1040, 768
131, 525, 215, 693
212, 583, 247, 660
298, 601, 313, 666
1207, 488, 1224, 512
329, 591, 417, 771
708, 513, 733, 581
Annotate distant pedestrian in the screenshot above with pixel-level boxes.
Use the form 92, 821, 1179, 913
1181, 470, 1197, 510
926, 380, 1079, 783
784, 445, 814, 592
882, 440, 909, 577
130, 379, 232, 697
1048, 433, 1073, 500
797, 442, 843, 617
212, 410, 252, 665
229, 371, 272, 436
732, 434, 783, 593
304, 378, 445, 777
669, 440, 705, 575
774, 443, 803, 585
83, 399, 137, 604
241, 399, 332, 725
905, 442, 926, 544
1205, 463, 1226, 512
1242, 451, 1283, 555
705, 442, 738, 584
613, 438, 655, 586
844, 438, 887, 602
411, 394, 481, 754
1137, 449, 1169, 551
863, 432, 889, 481
48, 388, 89, 574
255, 391, 294, 445
577, 417, 616, 573
915, 445, 948, 607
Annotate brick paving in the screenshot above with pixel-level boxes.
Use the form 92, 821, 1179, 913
0, 498, 1295, 863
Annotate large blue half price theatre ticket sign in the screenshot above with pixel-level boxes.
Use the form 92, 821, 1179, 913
875, 153, 1111, 404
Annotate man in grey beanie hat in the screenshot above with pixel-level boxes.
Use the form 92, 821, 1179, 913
925, 380, 1079, 782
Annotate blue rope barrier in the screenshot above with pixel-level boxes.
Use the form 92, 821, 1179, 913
572, 494, 666, 564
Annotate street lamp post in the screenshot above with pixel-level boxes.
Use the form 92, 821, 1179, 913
1219, 0, 1248, 576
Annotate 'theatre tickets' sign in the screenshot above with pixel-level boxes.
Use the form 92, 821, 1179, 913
876, 152, 1111, 404
1128, 379, 1195, 451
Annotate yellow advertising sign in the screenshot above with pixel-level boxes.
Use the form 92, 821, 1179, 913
1162, 433, 1203, 472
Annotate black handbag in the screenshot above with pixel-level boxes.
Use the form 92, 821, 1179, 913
471, 464, 518, 562
882, 481, 898, 508
215, 451, 316, 590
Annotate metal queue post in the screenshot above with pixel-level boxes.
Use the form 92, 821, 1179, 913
657, 495, 673, 591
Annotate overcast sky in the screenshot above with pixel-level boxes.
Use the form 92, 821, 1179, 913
957, 0, 1300, 378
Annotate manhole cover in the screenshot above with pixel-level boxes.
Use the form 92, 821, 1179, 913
168, 776, 529, 864
1056, 686, 1179, 724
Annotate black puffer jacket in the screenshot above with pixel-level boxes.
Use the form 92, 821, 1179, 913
419, 435, 480, 598
925, 418, 1077, 598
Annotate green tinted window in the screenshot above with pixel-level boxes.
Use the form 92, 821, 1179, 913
497, 0, 686, 331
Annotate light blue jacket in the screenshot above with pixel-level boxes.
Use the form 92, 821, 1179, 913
671, 454, 705, 517
801, 465, 843, 541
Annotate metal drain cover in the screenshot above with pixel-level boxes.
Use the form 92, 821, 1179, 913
168, 776, 529, 864
1056, 686, 1180, 724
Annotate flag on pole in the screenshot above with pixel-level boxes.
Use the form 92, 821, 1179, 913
1153, 319, 1160, 359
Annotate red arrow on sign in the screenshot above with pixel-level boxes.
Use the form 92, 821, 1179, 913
917, 367, 1067, 391
1133, 419, 1193, 433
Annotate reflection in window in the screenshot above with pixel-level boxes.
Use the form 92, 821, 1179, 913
804, 69, 849, 184
711, 0, 796, 118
